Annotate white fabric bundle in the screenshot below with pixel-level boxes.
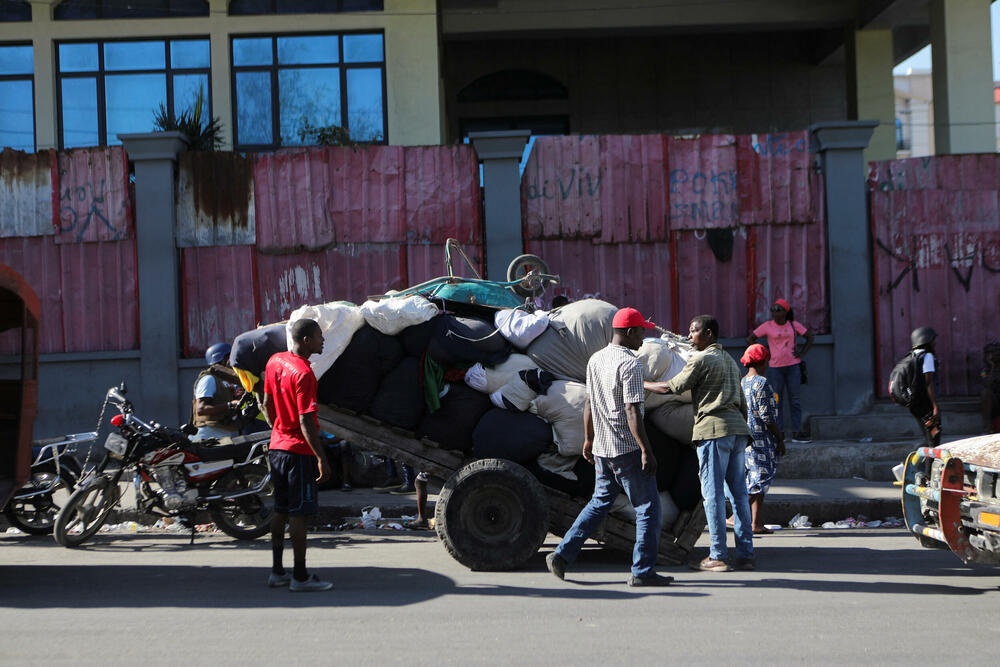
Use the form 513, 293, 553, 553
286, 302, 365, 380
464, 354, 538, 395
536, 451, 578, 480
495, 308, 550, 349
359, 295, 439, 335
530, 380, 587, 456
638, 335, 696, 410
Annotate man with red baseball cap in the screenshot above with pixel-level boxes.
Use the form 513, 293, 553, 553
546, 307, 674, 587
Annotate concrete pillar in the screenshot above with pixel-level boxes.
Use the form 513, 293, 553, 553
810, 121, 877, 415
30, 2, 57, 150
207, 0, 234, 150
930, 0, 995, 154
468, 131, 530, 280
118, 132, 188, 426
847, 29, 896, 162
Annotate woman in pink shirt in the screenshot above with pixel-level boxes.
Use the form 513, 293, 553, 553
746, 298, 815, 443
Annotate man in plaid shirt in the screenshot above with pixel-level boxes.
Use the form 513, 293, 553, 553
545, 307, 674, 587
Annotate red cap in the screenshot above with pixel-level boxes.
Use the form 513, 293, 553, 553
612, 307, 655, 329
740, 343, 771, 366
773, 298, 791, 312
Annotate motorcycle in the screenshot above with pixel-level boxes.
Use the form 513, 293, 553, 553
3, 431, 96, 535
53, 382, 273, 547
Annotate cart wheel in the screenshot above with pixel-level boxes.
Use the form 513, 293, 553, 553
506, 254, 550, 299
434, 458, 549, 571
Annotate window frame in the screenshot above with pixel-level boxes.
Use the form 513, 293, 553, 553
54, 0, 209, 20
0, 41, 36, 152
228, 1, 383, 16
54, 36, 212, 149
229, 30, 387, 151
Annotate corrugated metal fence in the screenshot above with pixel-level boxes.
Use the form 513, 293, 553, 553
869, 155, 1000, 396
521, 132, 826, 337
178, 145, 483, 355
0, 147, 137, 354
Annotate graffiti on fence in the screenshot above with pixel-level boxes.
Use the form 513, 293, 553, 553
524, 166, 602, 201
876, 232, 1000, 293
58, 178, 126, 242
751, 132, 809, 156
668, 168, 739, 227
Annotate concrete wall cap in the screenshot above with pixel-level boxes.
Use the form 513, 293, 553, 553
809, 121, 878, 151
118, 132, 190, 161
468, 130, 531, 160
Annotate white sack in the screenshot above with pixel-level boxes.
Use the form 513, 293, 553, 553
640, 334, 696, 410
497, 376, 537, 412
536, 451, 578, 480
648, 401, 695, 444
465, 354, 538, 395
360, 295, 439, 336
495, 308, 550, 349
530, 380, 587, 456
286, 302, 365, 380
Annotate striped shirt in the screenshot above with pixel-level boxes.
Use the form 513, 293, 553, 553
586, 344, 646, 459
667, 343, 750, 440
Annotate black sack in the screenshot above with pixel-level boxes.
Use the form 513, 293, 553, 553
230, 323, 287, 386
399, 317, 438, 358
428, 315, 512, 367
369, 357, 425, 430
888, 350, 926, 408
472, 408, 553, 464
416, 383, 493, 452
318, 325, 404, 412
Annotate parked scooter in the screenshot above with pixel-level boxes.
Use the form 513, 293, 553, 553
53, 382, 272, 547
3, 431, 96, 534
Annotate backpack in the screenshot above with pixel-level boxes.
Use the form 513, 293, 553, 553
888, 350, 926, 407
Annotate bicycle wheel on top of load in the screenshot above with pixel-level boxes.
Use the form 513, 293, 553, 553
506, 254, 551, 299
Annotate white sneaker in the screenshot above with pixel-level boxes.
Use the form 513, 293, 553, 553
267, 572, 291, 588
289, 574, 333, 592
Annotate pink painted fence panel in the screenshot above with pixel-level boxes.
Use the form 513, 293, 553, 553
870, 155, 1000, 396
181, 245, 259, 357
0, 235, 138, 354
522, 131, 826, 337
404, 145, 482, 244
54, 147, 132, 244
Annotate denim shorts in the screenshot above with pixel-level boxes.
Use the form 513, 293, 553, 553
269, 450, 318, 516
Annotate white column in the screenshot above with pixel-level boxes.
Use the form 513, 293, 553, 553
850, 29, 897, 163
930, 0, 995, 154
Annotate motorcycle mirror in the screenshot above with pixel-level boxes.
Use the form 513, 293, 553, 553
118, 380, 128, 395
180, 423, 198, 436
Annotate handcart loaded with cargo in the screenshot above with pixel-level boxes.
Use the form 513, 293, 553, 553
230, 241, 707, 570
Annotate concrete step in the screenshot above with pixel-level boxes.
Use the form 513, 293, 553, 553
777, 439, 917, 480
809, 402, 982, 441
762, 478, 900, 526
862, 460, 901, 483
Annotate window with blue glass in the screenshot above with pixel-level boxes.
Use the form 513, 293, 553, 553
231, 32, 385, 150
55, 0, 208, 19
0, 44, 34, 151
56, 39, 211, 148
229, 1, 382, 15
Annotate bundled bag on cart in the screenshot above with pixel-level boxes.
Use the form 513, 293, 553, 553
286, 301, 366, 380
636, 333, 696, 411
427, 314, 512, 367
369, 357, 426, 430
416, 382, 494, 453
524, 299, 618, 382
494, 308, 550, 349
463, 354, 539, 395
472, 408, 554, 464
230, 322, 289, 392
317, 324, 405, 412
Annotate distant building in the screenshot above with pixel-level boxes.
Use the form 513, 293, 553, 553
894, 70, 934, 158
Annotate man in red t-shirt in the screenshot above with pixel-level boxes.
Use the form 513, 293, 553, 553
262, 318, 332, 592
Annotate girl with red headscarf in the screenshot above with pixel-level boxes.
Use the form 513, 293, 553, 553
732, 343, 785, 534
747, 298, 814, 442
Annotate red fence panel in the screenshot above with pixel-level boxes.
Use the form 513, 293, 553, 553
404, 145, 482, 244
0, 149, 53, 238
181, 245, 259, 357
53, 147, 131, 244
176, 152, 255, 247
522, 131, 826, 337
870, 155, 1000, 397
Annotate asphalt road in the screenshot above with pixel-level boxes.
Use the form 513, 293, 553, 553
2, 527, 998, 665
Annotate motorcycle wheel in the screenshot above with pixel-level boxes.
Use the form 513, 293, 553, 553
208, 464, 273, 540
53, 475, 120, 547
4, 464, 79, 536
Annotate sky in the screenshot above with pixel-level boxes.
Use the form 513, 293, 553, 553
893, 1, 1000, 77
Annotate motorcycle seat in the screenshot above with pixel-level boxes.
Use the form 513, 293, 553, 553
192, 442, 256, 463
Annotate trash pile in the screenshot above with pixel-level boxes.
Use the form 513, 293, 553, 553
232, 295, 704, 520
787, 514, 905, 530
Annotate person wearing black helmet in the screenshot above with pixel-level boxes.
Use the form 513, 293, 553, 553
909, 326, 941, 446
191, 341, 242, 441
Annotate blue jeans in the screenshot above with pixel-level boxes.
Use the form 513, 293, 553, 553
554, 450, 661, 578
767, 364, 802, 432
696, 436, 753, 561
